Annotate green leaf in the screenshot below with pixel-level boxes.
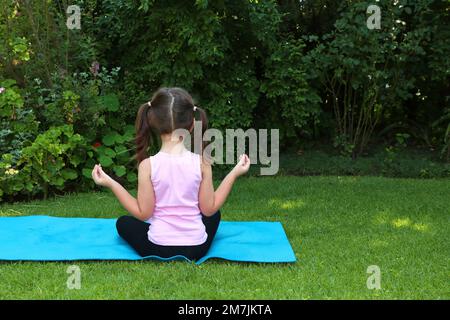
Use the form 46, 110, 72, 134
52, 177, 65, 186
25, 182, 33, 192
99, 155, 113, 167
69, 155, 82, 167
113, 165, 127, 177
98, 94, 120, 112
114, 145, 128, 154
103, 147, 116, 158
0, 79, 17, 88
82, 168, 92, 178
61, 168, 78, 180
126, 172, 137, 183
123, 125, 135, 141
195, 0, 208, 9
102, 133, 117, 146
115, 134, 127, 144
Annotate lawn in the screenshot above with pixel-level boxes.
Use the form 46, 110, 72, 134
0, 176, 448, 299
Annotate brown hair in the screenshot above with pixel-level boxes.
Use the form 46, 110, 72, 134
134, 87, 208, 164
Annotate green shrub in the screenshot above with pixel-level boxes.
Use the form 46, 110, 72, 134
17, 125, 85, 199
0, 79, 39, 160
277, 148, 449, 179
0, 153, 33, 201
81, 125, 137, 186
28, 67, 122, 141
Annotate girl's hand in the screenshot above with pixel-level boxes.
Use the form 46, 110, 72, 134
91, 164, 114, 188
231, 154, 251, 178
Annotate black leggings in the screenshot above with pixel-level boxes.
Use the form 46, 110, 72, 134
116, 211, 221, 261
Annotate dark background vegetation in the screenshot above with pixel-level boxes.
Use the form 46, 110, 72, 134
0, 0, 449, 201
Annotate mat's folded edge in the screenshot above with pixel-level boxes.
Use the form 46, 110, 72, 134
141, 254, 193, 263
0, 256, 190, 262
195, 256, 297, 265
0, 256, 297, 264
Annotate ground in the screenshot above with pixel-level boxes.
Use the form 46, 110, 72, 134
0, 176, 448, 299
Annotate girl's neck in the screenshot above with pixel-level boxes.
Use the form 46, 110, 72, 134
160, 133, 188, 155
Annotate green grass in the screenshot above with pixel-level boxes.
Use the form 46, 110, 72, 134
0, 176, 449, 299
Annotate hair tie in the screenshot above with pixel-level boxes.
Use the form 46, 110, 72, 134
147, 101, 152, 107
193, 105, 198, 112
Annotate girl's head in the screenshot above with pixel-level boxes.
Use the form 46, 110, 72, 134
135, 87, 208, 164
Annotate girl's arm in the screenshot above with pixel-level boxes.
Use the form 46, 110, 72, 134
199, 154, 250, 216
91, 159, 155, 221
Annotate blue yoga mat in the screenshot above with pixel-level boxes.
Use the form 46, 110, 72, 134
0, 216, 296, 264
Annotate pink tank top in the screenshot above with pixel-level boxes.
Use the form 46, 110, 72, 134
146, 150, 207, 246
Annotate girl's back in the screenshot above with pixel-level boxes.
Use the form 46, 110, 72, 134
147, 150, 207, 245
92, 87, 250, 260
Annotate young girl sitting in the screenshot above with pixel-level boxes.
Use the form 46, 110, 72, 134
91, 87, 250, 260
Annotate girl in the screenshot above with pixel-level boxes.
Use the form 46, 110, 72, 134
91, 87, 250, 260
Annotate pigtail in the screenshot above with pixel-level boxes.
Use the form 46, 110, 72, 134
134, 102, 152, 165
195, 106, 208, 136
194, 106, 210, 160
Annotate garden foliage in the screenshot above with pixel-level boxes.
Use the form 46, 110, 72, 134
0, 0, 448, 200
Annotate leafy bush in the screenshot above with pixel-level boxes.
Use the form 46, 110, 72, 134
0, 0, 449, 202
19, 125, 85, 199
94, 0, 321, 136
0, 79, 39, 160
27, 66, 122, 140
81, 125, 137, 185
277, 149, 450, 178
0, 153, 33, 201
260, 37, 322, 140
